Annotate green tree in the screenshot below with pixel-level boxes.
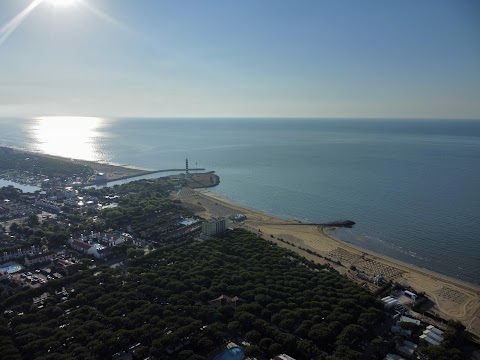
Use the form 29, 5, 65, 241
244, 345, 261, 357
27, 214, 39, 226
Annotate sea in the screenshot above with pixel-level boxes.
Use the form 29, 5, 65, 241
1, 117, 479, 285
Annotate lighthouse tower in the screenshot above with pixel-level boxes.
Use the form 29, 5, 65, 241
185, 158, 192, 179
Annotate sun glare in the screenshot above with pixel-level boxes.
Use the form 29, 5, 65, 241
46, 0, 79, 7
32, 117, 104, 160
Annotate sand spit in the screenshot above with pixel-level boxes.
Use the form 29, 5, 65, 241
73, 159, 150, 182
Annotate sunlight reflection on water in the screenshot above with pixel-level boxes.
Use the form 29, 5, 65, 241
30, 117, 106, 160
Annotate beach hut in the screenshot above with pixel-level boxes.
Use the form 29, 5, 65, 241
426, 325, 444, 337
420, 334, 441, 346
400, 316, 420, 326
404, 290, 418, 301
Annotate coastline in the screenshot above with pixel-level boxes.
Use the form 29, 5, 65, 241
2, 144, 479, 336
0, 146, 150, 183
176, 187, 480, 337
72, 159, 152, 183
0, 146, 207, 185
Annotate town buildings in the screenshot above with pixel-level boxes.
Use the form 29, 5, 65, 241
24, 251, 55, 266
201, 218, 229, 237
2, 245, 40, 262
66, 231, 140, 259
420, 325, 444, 346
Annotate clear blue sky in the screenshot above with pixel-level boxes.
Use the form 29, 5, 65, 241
0, 0, 479, 118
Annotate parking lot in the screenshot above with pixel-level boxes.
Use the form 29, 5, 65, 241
13, 268, 61, 287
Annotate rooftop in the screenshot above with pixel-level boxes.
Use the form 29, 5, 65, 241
72, 240, 93, 250
93, 243, 107, 250
399, 316, 420, 326
26, 251, 55, 260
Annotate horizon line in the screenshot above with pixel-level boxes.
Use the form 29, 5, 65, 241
1, 115, 480, 121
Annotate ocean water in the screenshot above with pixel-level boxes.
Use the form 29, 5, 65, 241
1, 118, 479, 284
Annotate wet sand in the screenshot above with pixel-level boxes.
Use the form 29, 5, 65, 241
175, 187, 480, 338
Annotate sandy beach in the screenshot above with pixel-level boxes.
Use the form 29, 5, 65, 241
175, 187, 480, 339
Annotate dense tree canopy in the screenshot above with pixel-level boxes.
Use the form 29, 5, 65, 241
0, 150, 92, 179
0, 229, 384, 359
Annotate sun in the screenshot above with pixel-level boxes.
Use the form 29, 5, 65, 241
46, 0, 79, 7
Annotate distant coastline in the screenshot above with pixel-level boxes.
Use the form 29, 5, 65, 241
0, 146, 207, 187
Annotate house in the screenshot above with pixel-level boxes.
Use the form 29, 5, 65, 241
391, 316, 422, 338
420, 326, 444, 346
272, 355, 297, 360
70, 239, 94, 253
68, 232, 133, 258
384, 354, 405, 360
208, 294, 246, 308
45, 188, 65, 200
391, 324, 411, 337
86, 231, 139, 247
381, 295, 398, 308
399, 316, 420, 326
404, 290, 417, 301
55, 258, 76, 275
426, 325, 444, 337
419, 333, 441, 346
397, 340, 418, 357
24, 251, 55, 266
68, 239, 106, 259
2, 246, 39, 262
34, 198, 61, 213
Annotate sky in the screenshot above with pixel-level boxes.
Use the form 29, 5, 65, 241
0, 0, 479, 118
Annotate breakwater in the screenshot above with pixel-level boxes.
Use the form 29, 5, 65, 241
82, 168, 206, 186
266, 220, 356, 228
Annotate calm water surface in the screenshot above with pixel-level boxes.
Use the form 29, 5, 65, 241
1, 118, 479, 284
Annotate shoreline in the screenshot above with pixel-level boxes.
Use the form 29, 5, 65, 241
1, 144, 152, 172
0, 146, 207, 185
0, 146, 150, 184
2, 145, 479, 336
176, 187, 480, 337
198, 188, 480, 289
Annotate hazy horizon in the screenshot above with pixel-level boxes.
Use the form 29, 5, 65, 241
1, 0, 479, 119
1, 116, 480, 121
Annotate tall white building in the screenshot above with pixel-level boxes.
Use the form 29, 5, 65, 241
201, 218, 229, 237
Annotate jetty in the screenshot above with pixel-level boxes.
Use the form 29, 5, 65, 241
266, 220, 355, 228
